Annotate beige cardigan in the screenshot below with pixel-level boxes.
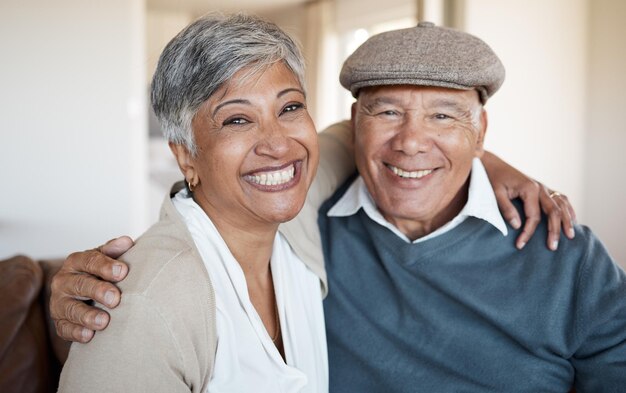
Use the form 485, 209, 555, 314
58, 121, 354, 393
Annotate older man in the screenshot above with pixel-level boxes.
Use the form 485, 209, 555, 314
48, 22, 613, 392
318, 22, 626, 391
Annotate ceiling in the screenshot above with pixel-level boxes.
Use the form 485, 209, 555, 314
147, 0, 309, 14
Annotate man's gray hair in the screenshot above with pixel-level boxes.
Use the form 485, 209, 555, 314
151, 13, 306, 155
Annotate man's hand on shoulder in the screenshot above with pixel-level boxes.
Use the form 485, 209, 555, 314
50, 236, 133, 342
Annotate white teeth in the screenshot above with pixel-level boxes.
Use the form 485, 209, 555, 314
389, 165, 433, 179
247, 164, 295, 186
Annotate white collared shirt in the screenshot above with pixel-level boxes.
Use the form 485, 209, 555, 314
328, 158, 508, 243
172, 190, 328, 393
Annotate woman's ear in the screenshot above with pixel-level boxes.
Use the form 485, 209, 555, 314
169, 142, 198, 186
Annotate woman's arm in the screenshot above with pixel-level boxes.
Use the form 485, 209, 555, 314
482, 151, 576, 250
58, 295, 191, 393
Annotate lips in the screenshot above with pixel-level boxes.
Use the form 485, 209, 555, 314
386, 164, 434, 179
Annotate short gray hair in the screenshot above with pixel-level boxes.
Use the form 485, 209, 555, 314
151, 13, 306, 155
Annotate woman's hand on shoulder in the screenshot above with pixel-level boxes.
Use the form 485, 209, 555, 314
482, 151, 576, 251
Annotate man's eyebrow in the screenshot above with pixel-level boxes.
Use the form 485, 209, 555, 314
427, 99, 469, 112
212, 99, 251, 117
360, 96, 404, 112
366, 96, 403, 106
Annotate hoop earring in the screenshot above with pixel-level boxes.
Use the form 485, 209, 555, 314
187, 179, 196, 192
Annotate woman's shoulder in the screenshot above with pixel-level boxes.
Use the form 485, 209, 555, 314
117, 197, 215, 314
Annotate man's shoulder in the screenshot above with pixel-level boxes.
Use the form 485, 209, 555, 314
319, 172, 359, 217
506, 199, 617, 279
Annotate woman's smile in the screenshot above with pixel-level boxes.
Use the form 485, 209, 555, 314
243, 160, 302, 190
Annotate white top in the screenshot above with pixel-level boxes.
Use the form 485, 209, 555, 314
172, 190, 328, 393
328, 158, 508, 242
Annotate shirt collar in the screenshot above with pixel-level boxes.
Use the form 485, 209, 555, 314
327, 158, 508, 242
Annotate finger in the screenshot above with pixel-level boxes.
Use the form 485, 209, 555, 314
55, 296, 111, 331
493, 186, 521, 229
545, 203, 563, 251
515, 188, 542, 249
554, 195, 576, 239
517, 215, 540, 250
66, 249, 128, 282
99, 236, 134, 259
54, 319, 95, 343
51, 270, 122, 308
73, 273, 122, 308
538, 186, 564, 250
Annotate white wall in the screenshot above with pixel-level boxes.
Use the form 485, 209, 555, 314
464, 0, 588, 216
585, 0, 626, 265
0, 0, 148, 259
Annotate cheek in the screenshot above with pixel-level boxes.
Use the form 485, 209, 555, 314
438, 127, 479, 158
303, 128, 319, 157
197, 138, 250, 182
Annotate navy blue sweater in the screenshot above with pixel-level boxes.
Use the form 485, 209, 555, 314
320, 182, 626, 393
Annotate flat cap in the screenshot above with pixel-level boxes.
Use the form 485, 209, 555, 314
340, 21, 505, 103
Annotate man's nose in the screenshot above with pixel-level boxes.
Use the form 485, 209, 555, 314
390, 118, 432, 155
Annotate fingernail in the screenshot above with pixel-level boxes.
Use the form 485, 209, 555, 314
112, 264, 122, 279
517, 241, 526, 250
550, 240, 559, 251
81, 328, 92, 341
104, 290, 115, 306
510, 218, 521, 229
95, 313, 107, 327
567, 228, 575, 239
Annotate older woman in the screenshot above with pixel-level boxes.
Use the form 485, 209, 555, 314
60, 13, 325, 393
57, 12, 575, 393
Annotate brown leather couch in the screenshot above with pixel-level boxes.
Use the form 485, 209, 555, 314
0, 255, 70, 393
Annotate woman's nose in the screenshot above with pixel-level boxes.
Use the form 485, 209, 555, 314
254, 122, 291, 157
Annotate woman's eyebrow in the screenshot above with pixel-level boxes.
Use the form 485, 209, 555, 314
212, 99, 251, 116
277, 87, 305, 98
212, 88, 304, 116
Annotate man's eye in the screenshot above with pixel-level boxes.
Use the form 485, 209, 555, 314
434, 113, 451, 120
378, 110, 399, 116
282, 103, 304, 114
223, 117, 249, 126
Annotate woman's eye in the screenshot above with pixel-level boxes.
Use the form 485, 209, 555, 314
281, 103, 304, 114
223, 117, 249, 126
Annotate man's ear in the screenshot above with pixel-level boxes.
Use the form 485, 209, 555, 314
169, 142, 198, 185
475, 109, 488, 158
349, 102, 357, 143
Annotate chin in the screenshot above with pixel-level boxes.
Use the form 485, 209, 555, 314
263, 200, 305, 224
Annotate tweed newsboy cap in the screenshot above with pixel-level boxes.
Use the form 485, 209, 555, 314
340, 21, 505, 103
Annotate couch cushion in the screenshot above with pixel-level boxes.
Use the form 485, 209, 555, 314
0, 255, 56, 393
40, 258, 71, 364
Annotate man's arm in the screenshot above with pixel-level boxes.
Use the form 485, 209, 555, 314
50, 236, 132, 342
570, 228, 626, 391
